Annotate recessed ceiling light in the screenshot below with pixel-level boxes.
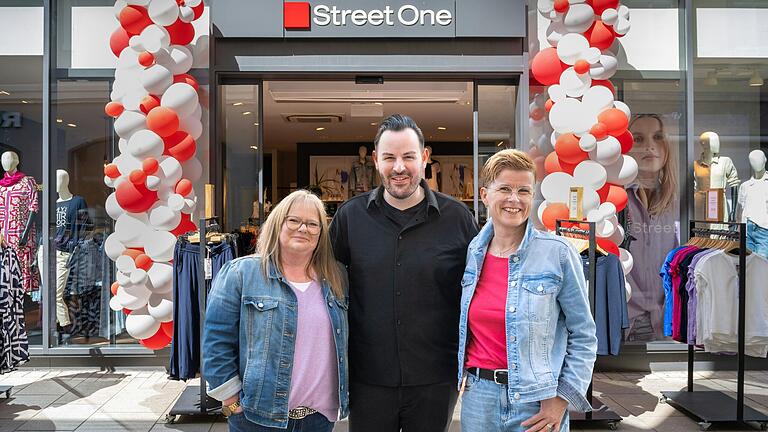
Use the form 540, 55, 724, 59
438, 126, 447, 131
370, 122, 377, 126
497, 141, 504, 147
253, 122, 259, 126
21, 100, 28, 104
316, 127, 326, 131
56, 119, 63, 123
233, 102, 244, 106
373, 102, 383, 106
250, 146, 258, 150
0, 90, 9, 96
242, 111, 252, 115
749, 70, 764, 87
67, 123, 77, 128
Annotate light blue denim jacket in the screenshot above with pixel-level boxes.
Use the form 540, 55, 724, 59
457, 220, 597, 412
202, 255, 350, 428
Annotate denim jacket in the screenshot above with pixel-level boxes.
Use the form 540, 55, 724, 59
457, 220, 597, 412
202, 255, 350, 428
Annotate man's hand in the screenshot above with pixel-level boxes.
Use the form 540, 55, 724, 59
224, 395, 243, 414
521, 396, 568, 432
0, 233, 6, 248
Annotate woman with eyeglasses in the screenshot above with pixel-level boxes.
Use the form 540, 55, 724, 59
457, 150, 597, 432
203, 190, 349, 432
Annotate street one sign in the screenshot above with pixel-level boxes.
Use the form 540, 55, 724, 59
284, 2, 453, 29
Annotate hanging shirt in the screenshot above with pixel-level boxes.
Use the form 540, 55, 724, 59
685, 249, 720, 345
465, 253, 509, 370
583, 253, 629, 356
675, 248, 706, 343
54, 196, 89, 252
738, 174, 768, 229
694, 250, 768, 357
662, 246, 692, 337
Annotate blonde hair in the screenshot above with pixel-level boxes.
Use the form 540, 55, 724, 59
629, 114, 678, 216
256, 190, 345, 299
481, 149, 536, 186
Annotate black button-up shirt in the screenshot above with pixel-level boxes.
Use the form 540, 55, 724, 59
330, 180, 479, 387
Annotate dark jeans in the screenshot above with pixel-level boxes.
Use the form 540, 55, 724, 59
349, 381, 458, 432
228, 412, 334, 432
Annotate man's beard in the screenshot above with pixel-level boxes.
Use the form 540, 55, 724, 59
379, 171, 420, 199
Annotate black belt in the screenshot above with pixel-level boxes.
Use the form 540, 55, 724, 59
468, 367, 508, 385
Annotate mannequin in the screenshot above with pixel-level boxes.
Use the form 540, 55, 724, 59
693, 132, 740, 221
739, 150, 768, 257
54, 169, 89, 329
0, 151, 40, 292
349, 145, 376, 197
424, 146, 442, 192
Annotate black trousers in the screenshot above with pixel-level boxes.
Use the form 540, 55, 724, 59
349, 381, 458, 432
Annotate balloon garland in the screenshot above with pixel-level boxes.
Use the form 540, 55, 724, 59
530, 0, 635, 278
105, 0, 207, 350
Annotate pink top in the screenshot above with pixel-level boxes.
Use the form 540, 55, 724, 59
287, 280, 339, 422
670, 246, 697, 341
465, 253, 509, 371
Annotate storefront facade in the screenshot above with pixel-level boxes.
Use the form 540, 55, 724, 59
0, 0, 766, 369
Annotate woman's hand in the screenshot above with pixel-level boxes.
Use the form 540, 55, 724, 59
521, 396, 568, 432
224, 395, 243, 414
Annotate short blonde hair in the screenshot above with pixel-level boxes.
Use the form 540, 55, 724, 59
481, 149, 536, 186
256, 190, 345, 299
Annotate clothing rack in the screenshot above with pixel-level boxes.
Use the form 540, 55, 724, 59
660, 220, 768, 431
166, 217, 222, 423
555, 220, 621, 430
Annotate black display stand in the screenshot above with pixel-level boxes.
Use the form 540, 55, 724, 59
660, 221, 768, 431
166, 217, 222, 423
0, 385, 11, 398
556, 220, 622, 430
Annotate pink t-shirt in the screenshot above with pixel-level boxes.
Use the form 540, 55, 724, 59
287, 280, 339, 422
465, 253, 509, 371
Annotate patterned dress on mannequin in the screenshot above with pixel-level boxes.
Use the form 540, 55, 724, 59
0, 174, 39, 293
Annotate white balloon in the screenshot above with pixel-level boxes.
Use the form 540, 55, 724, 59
590, 55, 619, 81
182, 157, 203, 182
614, 101, 631, 119
114, 111, 147, 140
573, 160, 608, 191
125, 308, 160, 339
536, 200, 549, 227
119, 286, 152, 311
582, 85, 615, 114
106, 193, 125, 220
130, 268, 149, 286
548, 85, 567, 104
625, 281, 632, 299
115, 212, 150, 247
537, 0, 554, 14
148, 263, 174, 294
140, 64, 173, 95
105, 233, 127, 261
114, 0, 127, 19
159, 157, 183, 186
128, 129, 164, 159
560, 67, 591, 98
148, 0, 179, 26
598, 202, 618, 219
104, 176, 116, 189
167, 45, 194, 76
619, 248, 634, 275
126, 0, 150, 5
146, 176, 161, 191
582, 187, 601, 214
596, 218, 616, 238
183, 196, 197, 214
147, 293, 174, 322
179, 115, 203, 140
602, 8, 619, 25
119, 138, 129, 154
189, 104, 202, 121
149, 202, 182, 231
143, 230, 177, 262
556, 33, 589, 65
589, 136, 622, 165
549, 98, 581, 134
605, 155, 639, 186
186, 0, 203, 6
138, 25, 171, 54
116, 255, 136, 273
161, 83, 199, 118
609, 224, 626, 246
114, 154, 142, 178
579, 134, 597, 152
179, 5, 195, 23
585, 47, 602, 64
168, 193, 186, 211
563, 4, 595, 33
541, 172, 576, 203
117, 271, 131, 287
110, 295, 124, 312
615, 19, 631, 36
191, 35, 210, 68
546, 20, 568, 47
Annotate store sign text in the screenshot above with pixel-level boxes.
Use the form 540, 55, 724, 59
0, 112, 21, 128
284, 2, 453, 29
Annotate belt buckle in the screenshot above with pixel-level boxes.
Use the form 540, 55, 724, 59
493, 369, 506, 385
288, 406, 316, 420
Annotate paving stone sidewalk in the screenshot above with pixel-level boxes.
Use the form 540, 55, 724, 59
2, 369, 768, 431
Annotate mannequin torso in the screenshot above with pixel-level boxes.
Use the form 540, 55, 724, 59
738, 150, 768, 228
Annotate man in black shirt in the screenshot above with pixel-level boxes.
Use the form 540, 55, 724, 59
330, 114, 479, 431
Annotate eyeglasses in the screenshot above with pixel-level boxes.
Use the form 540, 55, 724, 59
284, 216, 322, 235
488, 185, 534, 199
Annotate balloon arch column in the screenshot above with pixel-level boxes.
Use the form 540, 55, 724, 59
103, 0, 206, 351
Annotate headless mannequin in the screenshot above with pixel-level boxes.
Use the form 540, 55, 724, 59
349, 145, 375, 196
425, 146, 441, 192
1, 152, 37, 248
55, 170, 73, 328
737, 150, 768, 228
694, 132, 740, 221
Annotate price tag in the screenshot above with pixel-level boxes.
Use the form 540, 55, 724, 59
205, 257, 213, 280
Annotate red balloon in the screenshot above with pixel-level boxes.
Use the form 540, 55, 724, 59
598, 108, 629, 137
574, 59, 590, 75
166, 19, 195, 46
140, 328, 172, 350
532, 48, 568, 86
555, 133, 588, 165
545, 99, 555, 112
586, 0, 620, 15
605, 184, 628, 211
146, 107, 180, 138
174, 74, 199, 90
530, 107, 545, 122
129, 169, 147, 185
123, 308, 133, 315
175, 179, 193, 196
592, 80, 615, 94
116, 178, 158, 213
590, 122, 608, 140
597, 238, 620, 256
163, 131, 197, 161
171, 213, 197, 237
119, 5, 152, 36
544, 152, 576, 175
142, 157, 159, 175
542, 203, 570, 232
597, 183, 611, 202
138, 51, 155, 67
111, 282, 120, 296
554, 0, 569, 13
584, 20, 616, 51
105, 101, 124, 118
135, 254, 153, 271
104, 163, 121, 179
122, 249, 143, 260
192, 2, 205, 20
109, 27, 130, 58
161, 321, 174, 339
140, 95, 161, 115
617, 130, 634, 154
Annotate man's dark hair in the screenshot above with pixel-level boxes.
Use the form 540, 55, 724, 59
374, 114, 425, 150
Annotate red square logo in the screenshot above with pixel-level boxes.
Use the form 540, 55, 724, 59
284, 2, 310, 30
